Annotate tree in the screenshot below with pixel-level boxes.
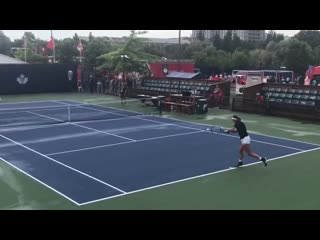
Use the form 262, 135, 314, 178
265, 41, 279, 52
222, 31, 232, 52
12, 33, 49, 63
240, 40, 256, 51
0, 31, 11, 55
143, 43, 164, 57
98, 31, 159, 73
73, 33, 79, 41
265, 30, 284, 45
191, 45, 217, 66
231, 34, 242, 52
248, 49, 266, 69
273, 39, 314, 75
55, 38, 79, 64
275, 34, 285, 42
231, 50, 250, 69
197, 30, 205, 41
89, 32, 93, 41
261, 50, 273, 69
14, 47, 47, 63
294, 30, 320, 49
84, 38, 111, 65
212, 33, 222, 50
215, 50, 232, 73
312, 46, 320, 65
24, 32, 36, 41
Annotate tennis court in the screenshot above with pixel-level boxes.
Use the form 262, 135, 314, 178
0, 99, 319, 206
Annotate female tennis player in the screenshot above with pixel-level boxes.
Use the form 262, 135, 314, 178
225, 115, 267, 167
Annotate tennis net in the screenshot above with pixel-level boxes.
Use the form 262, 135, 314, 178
0, 97, 162, 131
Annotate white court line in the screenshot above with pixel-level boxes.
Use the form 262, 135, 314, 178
0, 134, 127, 195
27, 110, 136, 142
26, 109, 205, 153
31, 106, 68, 112
130, 116, 304, 151
26, 111, 65, 123
55, 101, 306, 152
71, 123, 136, 142
71, 115, 148, 124
0, 123, 68, 133
47, 141, 135, 156
0, 110, 32, 115
58, 99, 320, 148
0, 156, 81, 206
208, 131, 304, 151
47, 130, 204, 156
0, 104, 69, 113
78, 146, 320, 206
0, 100, 64, 106
169, 117, 320, 148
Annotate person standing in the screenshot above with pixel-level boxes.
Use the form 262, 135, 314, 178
120, 83, 127, 104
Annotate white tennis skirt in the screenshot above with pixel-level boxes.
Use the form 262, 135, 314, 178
240, 136, 251, 145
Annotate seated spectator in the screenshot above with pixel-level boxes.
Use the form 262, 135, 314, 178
286, 77, 290, 84
240, 77, 246, 85
214, 86, 220, 106
256, 93, 264, 103
209, 91, 215, 104
270, 76, 275, 83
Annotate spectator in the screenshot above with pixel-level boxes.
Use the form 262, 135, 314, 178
256, 93, 264, 103
120, 83, 127, 104
218, 89, 224, 106
270, 76, 275, 83
209, 91, 215, 105
77, 80, 83, 93
128, 78, 133, 88
265, 93, 271, 114
97, 78, 103, 94
213, 85, 220, 106
111, 79, 116, 95
266, 75, 270, 83
89, 74, 94, 94
115, 80, 119, 95
286, 77, 290, 84
104, 74, 109, 94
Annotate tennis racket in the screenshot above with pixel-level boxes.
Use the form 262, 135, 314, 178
205, 125, 230, 134
205, 125, 222, 133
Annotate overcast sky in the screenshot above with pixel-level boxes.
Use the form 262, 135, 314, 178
2, 30, 305, 41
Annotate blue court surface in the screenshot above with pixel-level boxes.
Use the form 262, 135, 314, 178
0, 100, 319, 206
